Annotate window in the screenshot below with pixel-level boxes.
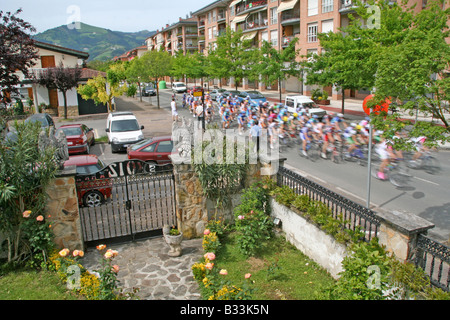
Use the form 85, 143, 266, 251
212, 10, 217, 22
142, 143, 156, 153
270, 7, 278, 25
322, 0, 334, 13
307, 23, 318, 42
321, 20, 334, 34
208, 27, 212, 39
156, 141, 173, 153
261, 31, 268, 43
308, 0, 318, 16
270, 30, 278, 47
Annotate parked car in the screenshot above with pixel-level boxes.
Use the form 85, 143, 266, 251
217, 90, 241, 103
64, 154, 112, 207
172, 82, 187, 93
142, 85, 156, 96
127, 136, 173, 164
237, 91, 267, 108
209, 88, 227, 100
56, 124, 95, 155
105, 111, 144, 153
24, 113, 55, 129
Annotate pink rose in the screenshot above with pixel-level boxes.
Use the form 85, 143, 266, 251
203, 229, 211, 235
204, 252, 216, 261
238, 215, 244, 220
219, 269, 228, 276
112, 265, 120, 273
22, 210, 32, 218
59, 248, 70, 257
36, 215, 44, 222
245, 273, 252, 279
205, 262, 214, 270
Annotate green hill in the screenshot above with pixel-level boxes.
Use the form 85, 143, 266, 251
33, 22, 155, 61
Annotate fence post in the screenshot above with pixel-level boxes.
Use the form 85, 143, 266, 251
45, 165, 84, 250
376, 209, 435, 262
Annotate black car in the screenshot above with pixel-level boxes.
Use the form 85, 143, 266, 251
24, 113, 55, 129
142, 86, 156, 96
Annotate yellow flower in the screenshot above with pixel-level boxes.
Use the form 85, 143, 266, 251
96, 244, 106, 251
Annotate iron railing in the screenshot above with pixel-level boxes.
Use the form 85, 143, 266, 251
415, 234, 450, 292
276, 166, 380, 242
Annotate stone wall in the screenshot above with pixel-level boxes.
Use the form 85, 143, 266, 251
173, 158, 281, 239
57, 105, 79, 118
45, 166, 84, 250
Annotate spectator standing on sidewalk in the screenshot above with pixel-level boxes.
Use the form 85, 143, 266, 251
171, 98, 178, 122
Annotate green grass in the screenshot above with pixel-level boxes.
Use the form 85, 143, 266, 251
214, 232, 336, 300
0, 269, 80, 300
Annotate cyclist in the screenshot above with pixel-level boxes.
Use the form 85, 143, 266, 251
299, 123, 313, 157
237, 107, 248, 135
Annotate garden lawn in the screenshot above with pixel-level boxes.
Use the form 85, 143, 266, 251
215, 232, 336, 300
0, 269, 80, 300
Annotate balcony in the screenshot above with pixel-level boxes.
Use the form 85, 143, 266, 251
198, 20, 205, 29
236, 0, 268, 16
280, 10, 300, 26
238, 19, 268, 33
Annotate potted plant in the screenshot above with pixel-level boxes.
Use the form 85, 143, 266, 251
311, 89, 330, 105
163, 224, 183, 257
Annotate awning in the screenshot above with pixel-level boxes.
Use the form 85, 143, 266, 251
276, 0, 299, 13
232, 13, 249, 25
241, 31, 258, 41
229, 0, 243, 7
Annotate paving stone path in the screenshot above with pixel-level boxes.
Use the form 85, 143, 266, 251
81, 236, 203, 300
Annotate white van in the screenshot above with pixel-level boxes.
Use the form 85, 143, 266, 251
172, 82, 187, 93
105, 112, 144, 153
285, 95, 327, 119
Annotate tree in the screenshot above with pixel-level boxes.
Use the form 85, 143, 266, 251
302, 19, 377, 114
0, 9, 38, 101
132, 51, 173, 108
77, 62, 127, 112
256, 38, 301, 102
34, 62, 82, 119
208, 27, 255, 90
371, 0, 450, 146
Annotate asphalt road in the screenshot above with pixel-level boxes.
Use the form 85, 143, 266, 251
56, 89, 450, 243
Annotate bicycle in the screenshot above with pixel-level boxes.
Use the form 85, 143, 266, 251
344, 144, 368, 166
371, 159, 412, 188
299, 140, 320, 162
406, 151, 441, 175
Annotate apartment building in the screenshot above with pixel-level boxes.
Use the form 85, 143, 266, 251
147, 0, 447, 97
145, 17, 199, 56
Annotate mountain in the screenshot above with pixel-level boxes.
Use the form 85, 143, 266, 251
33, 22, 155, 61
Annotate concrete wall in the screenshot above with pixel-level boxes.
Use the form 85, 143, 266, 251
270, 198, 347, 279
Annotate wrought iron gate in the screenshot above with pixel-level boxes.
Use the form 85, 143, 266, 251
75, 160, 177, 246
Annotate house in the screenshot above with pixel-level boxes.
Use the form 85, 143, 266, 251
17, 40, 108, 117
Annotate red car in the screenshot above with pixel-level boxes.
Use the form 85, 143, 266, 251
56, 124, 95, 155
127, 136, 173, 164
64, 154, 112, 207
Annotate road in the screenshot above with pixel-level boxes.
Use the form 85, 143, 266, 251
56, 88, 450, 244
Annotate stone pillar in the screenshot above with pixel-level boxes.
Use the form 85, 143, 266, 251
376, 209, 435, 262
173, 164, 208, 239
46, 166, 84, 250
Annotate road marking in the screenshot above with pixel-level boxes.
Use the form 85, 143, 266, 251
336, 187, 370, 204
413, 176, 439, 186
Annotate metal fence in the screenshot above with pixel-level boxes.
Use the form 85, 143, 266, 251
276, 166, 381, 242
415, 234, 450, 292
277, 166, 450, 292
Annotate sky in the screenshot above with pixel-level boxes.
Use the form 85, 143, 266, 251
2, 0, 216, 33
